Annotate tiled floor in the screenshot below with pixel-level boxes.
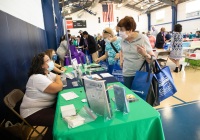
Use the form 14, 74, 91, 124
155, 58, 200, 140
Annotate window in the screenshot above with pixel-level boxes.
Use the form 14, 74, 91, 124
156, 10, 165, 20
186, 0, 200, 13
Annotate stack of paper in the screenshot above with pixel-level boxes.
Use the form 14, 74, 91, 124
83, 74, 102, 80
61, 92, 79, 101
60, 104, 76, 118
64, 115, 85, 128
100, 73, 113, 78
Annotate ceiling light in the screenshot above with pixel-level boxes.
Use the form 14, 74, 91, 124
68, 9, 71, 13
141, 6, 144, 9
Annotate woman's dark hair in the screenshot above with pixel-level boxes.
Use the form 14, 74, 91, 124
117, 16, 136, 31
45, 49, 54, 59
60, 35, 65, 43
174, 24, 182, 32
28, 53, 46, 77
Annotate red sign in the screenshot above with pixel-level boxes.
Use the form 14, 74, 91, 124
66, 20, 73, 29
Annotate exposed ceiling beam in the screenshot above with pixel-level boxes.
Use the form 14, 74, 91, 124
125, 4, 143, 11
62, 3, 92, 17
126, 0, 143, 8
148, 5, 169, 12
158, 0, 175, 6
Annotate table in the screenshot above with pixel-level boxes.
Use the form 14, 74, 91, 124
53, 75, 165, 140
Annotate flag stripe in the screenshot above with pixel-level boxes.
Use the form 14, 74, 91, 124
102, 4, 114, 22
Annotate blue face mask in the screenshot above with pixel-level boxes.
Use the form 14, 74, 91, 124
52, 54, 57, 61
47, 61, 54, 72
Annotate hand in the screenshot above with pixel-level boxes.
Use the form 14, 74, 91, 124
56, 75, 61, 81
61, 67, 66, 71
120, 61, 123, 69
137, 45, 146, 56
84, 47, 88, 50
115, 53, 120, 60
95, 58, 100, 63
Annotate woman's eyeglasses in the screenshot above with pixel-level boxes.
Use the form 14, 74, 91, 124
103, 30, 110, 34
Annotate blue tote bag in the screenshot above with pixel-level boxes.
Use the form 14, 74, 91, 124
112, 60, 123, 83
131, 61, 153, 100
154, 60, 177, 101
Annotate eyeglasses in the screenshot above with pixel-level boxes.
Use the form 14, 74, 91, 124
103, 30, 110, 34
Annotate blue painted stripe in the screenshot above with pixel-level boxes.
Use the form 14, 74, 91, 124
177, 17, 200, 23
156, 100, 200, 111
153, 17, 200, 27
172, 95, 186, 103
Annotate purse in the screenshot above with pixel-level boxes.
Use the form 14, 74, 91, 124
112, 60, 123, 83
154, 60, 177, 101
131, 57, 160, 106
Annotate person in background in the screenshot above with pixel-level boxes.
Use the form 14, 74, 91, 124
97, 35, 106, 57
71, 36, 78, 47
169, 24, 183, 73
189, 32, 193, 39
56, 35, 69, 66
151, 26, 158, 37
20, 53, 63, 140
96, 33, 101, 41
95, 27, 121, 74
82, 31, 98, 62
147, 31, 156, 49
94, 34, 97, 42
77, 35, 81, 44
117, 16, 154, 89
45, 49, 66, 74
155, 27, 166, 49
116, 26, 120, 36
165, 31, 172, 42
195, 31, 200, 38
78, 30, 88, 52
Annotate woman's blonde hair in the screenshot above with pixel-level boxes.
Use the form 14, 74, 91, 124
103, 27, 114, 37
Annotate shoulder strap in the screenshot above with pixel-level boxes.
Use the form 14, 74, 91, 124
110, 42, 118, 53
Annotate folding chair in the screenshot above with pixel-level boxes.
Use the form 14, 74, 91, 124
4, 89, 48, 140
156, 51, 170, 67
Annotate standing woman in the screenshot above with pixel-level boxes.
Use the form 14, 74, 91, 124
117, 16, 154, 89
95, 27, 121, 74
56, 35, 69, 66
169, 24, 183, 73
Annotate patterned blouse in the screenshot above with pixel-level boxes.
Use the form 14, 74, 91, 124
105, 37, 121, 65
169, 32, 183, 59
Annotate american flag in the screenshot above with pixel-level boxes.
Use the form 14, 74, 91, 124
102, 4, 114, 22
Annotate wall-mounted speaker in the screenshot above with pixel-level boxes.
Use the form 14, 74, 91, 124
98, 17, 100, 23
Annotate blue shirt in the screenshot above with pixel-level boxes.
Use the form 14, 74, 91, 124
105, 37, 121, 65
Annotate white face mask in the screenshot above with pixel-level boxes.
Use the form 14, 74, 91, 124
119, 31, 128, 39
104, 38, 110, 43
47, 61, 54, 72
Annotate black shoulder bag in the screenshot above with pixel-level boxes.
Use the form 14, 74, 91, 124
110, 42, 118, 53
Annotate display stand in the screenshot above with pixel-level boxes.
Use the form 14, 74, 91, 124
83, 78, 113, 120
113, 85, 130, 114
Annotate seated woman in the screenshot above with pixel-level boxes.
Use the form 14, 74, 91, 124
20, 53, 63, 140
45, 49, 66, 74
95, 27, 121, 74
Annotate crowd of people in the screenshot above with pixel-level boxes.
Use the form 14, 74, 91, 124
19, 16, 189, 139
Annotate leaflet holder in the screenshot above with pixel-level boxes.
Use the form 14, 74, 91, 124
113, 85, 130, 114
